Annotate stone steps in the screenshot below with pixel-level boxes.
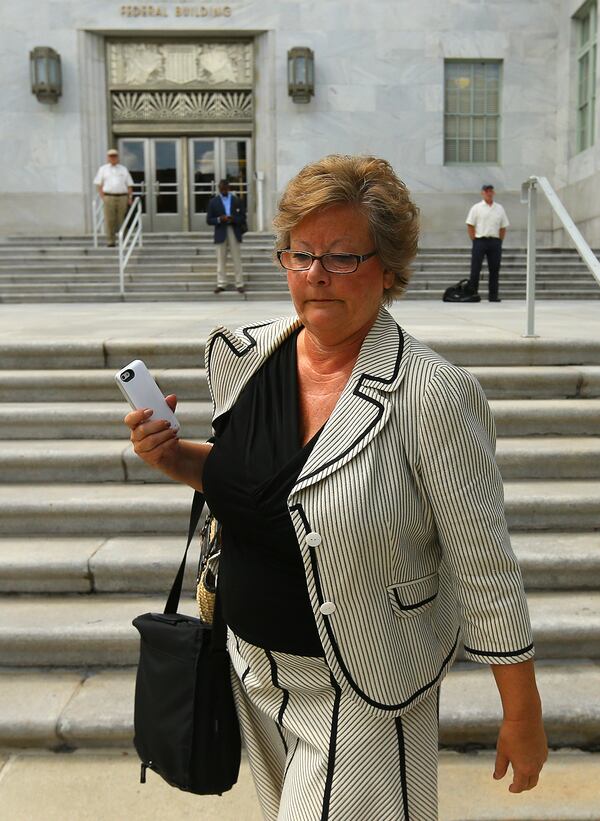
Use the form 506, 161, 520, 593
0, 235, 598, 300
0, 532, 597, 595
0, 483, 191, 535
1, 437, 599, 482
0, 661, 597, 748
0, 591, 597, 667
0, 401, 213, 439
0, 319, 598, 770
2, 365, 599, 402
3, 289, 599, 304
0, 259, 594, 271
0, 481, 598, 534
0, 368, 211, 402
3, 337, 600, 369
2, 272, 596, 287
1, 398, 599, 439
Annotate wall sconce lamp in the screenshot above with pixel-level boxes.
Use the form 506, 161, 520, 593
287, 47, 314, 103
30, 47, 62, 103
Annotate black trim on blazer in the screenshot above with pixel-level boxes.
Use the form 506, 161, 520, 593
464, 643, 534, 658
321, 673, 342, 821
393, 589, 438, 611
283, 737, 299, 782
290, 502, 460, 712
206, 319, 276, 362
299, 324, 404, 482
265, 649, 290, 756
395, 717, 411, 820
207, 318, 404, 489
205, 319, 300, 420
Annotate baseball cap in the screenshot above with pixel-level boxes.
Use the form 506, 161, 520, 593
107, 148, 119, 156
481, 183, 494, 190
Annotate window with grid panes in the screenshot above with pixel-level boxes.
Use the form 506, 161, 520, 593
576, 1, 597, 153
444, 61, 501, 164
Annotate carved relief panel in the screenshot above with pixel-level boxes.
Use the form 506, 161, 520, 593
108, 41, 253, 88
108, 40, 253, 125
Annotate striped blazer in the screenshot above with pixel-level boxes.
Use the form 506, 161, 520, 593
204, 306, 534, 718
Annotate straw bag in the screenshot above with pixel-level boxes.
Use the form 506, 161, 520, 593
196, 513, 221, 625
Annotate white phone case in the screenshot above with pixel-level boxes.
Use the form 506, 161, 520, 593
115, 359, 180, 431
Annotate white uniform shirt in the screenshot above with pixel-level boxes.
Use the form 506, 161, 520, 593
93, 163, 134, 194
465, 200, 510, 238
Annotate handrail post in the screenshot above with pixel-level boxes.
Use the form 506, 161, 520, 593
255, 170, 265, 232
524, 178, 538, 338
117, 197, 143, 300
118, 230, 125, 299
93, 193, 101, 249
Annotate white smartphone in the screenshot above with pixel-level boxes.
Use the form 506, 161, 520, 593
115, 359, 180, 432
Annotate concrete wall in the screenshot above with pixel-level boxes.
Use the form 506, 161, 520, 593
552, 0, 600, 249
0, 0, 583, 244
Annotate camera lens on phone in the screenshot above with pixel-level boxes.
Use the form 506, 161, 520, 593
121, 369, 134, 382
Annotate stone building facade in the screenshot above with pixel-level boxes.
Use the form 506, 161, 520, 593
0, 0, 598, 246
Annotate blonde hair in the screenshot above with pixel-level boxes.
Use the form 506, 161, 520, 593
273, 154, 419, 303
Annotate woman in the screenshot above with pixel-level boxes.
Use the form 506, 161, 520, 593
125, 155, 547, 820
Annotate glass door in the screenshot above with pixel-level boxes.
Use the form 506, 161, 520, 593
118, 139, 150, 232
118, 138, 182, 232
223, 138, 250, 206
151, 139, 182, 232
118, 136, 250, 232
189, 139, 217, 231
189, 137, 252, 231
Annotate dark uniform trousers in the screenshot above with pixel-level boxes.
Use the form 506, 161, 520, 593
469, 236, 502, 300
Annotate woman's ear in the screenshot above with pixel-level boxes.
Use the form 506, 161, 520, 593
383, 269, 395, 290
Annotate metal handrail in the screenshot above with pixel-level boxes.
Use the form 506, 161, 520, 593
117, 197, 143, 299
521, 175, 600, 337
92, 194, 104, 249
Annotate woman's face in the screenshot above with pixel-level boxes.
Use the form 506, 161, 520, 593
286, 203, 394, 345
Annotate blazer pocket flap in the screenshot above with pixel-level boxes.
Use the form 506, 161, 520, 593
387, 572, 439, 617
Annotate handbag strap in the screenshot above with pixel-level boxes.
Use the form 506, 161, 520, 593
211, 588, 227, 652
164, 489, 206, 615
163, 490, 229, 653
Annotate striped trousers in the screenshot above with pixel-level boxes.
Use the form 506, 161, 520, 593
228, 632, 440, 821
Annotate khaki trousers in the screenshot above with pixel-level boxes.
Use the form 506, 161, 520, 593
103, 195, 129, 245
216, 226, 244, 287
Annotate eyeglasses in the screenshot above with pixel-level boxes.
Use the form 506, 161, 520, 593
276, 249, 377, 275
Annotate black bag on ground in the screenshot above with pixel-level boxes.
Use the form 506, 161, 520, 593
132, 491, 241, 795
442, 278, 481, 302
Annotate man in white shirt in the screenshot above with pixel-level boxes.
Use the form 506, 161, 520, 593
93, 149, 134, 247
465, 184, 509, 302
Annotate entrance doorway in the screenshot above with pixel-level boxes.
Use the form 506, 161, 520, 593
118, 137, 252, 232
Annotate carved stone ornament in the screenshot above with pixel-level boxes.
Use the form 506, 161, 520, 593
108, 41, 253, 88
111, 90, 253, 122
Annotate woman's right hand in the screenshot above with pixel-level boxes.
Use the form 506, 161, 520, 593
124, 394, 180, 471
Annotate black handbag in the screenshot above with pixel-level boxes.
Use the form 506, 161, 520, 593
442, 278, 481, 302
132, 490, 241, 795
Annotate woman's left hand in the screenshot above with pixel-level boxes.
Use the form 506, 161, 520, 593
493, 715, 548, 792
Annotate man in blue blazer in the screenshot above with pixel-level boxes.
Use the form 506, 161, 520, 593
206, 179, 246, 294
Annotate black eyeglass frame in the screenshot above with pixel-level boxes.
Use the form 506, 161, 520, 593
276, 248, 377, 274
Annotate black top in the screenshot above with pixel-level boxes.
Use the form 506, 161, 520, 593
202, 328, 324, 656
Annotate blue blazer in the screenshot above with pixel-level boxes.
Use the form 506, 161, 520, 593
206, 195, 246, 244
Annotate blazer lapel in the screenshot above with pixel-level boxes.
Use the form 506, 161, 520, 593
292, 307, 409, 495
205, 307, 409, 490
205, 315, 301, 420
